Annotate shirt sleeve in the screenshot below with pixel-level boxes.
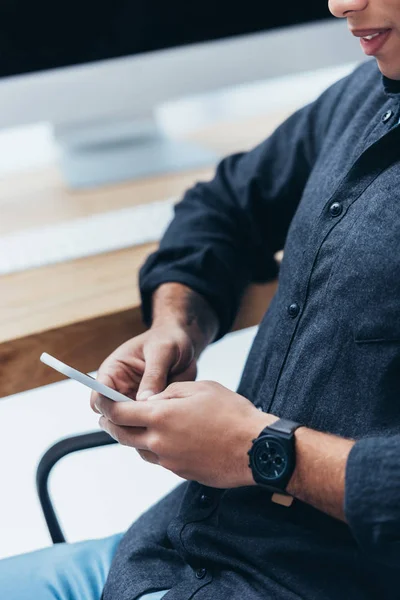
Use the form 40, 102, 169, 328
345, 436, 400, 568
139, 71, 354, 340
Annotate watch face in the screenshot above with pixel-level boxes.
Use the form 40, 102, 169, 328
253, 437, 288, 481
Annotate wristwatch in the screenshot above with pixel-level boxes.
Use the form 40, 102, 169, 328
247, 418, 301, 499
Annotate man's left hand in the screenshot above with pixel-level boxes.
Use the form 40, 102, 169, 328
95, 381, 276, 488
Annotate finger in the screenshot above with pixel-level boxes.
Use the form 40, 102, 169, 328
99, 417, 150, 449
90, 389, 102, 414
96, 396, 155, 427
90, 372, 120, 414
148, 380, 197, 401
136, 344, 177, 401
136, 449, 160, 465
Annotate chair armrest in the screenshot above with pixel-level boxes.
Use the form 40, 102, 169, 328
36, 431, 117, 544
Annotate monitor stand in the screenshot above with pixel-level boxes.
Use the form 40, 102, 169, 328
54, 116, 219, 189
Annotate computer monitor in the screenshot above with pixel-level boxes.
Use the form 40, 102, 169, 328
0, 3, 363, 188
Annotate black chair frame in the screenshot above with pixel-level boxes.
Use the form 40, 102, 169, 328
36, 431, 117, 544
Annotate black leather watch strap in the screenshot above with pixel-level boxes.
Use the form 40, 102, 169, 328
266, 418, 301, 437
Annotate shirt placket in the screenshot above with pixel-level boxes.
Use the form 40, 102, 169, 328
261, 116, 400, 415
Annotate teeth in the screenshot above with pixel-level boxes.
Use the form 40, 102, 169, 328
363, 33, 381, 40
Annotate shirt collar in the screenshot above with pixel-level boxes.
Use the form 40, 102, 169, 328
382, 74, 400, 95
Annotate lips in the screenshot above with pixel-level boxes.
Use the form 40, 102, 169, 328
351, 28, 391, 38
356, 29, 392, 56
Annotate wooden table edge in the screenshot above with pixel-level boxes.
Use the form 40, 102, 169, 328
0, 280, 278, 398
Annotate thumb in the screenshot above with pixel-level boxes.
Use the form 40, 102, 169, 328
136, 344, 176, 400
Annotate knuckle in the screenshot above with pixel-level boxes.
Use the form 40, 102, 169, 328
201, 380, 220, 394
143, 366, 163, 380
118, 433, 129, 447
146, 339, 171, 356
138, 449, 159, 465
90, 392, 99, 411
104, 423, 119, 443
149, 402, 167, 424
113, 427, 128, 446
154, 337, 173, 348
136, 449, 148, 461
173, 466, 188, 479
105, 402, 120, 423
156, 405, 173, 428
158, 456, 173, 471
150, 340, 177, 362
147, 433, 164, 454
201, 380, 215, 389
165, 381, 186, 396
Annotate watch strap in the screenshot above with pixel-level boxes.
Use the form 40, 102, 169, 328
264, 418, 301, 437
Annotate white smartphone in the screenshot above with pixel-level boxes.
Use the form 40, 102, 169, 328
40, 352, 131, 402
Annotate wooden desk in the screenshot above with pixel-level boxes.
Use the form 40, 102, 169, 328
0, 110, 292, 397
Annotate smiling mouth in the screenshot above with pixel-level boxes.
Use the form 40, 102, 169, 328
349, 27, 392, 55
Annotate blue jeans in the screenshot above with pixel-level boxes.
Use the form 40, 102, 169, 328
0, 534, 169, 600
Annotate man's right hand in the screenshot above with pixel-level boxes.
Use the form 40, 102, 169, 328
90, 282, 219, 413
90, 323, 198, 414
90, 311, 206, 466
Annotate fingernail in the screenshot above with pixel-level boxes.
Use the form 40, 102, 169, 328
95, 403, 102, 415
137, 390, 155, 401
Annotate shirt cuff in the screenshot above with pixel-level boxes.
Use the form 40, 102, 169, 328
345, 436, 400, 567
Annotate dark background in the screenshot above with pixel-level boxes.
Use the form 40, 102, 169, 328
0, 1, 332, 78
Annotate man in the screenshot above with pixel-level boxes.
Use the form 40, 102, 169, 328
1, 0, 400, 598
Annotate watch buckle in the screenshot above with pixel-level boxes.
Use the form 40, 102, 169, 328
271, 493, 294, 507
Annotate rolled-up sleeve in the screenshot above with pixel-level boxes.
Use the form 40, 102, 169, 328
139, 72, 354, 339
345, 436, 400, 567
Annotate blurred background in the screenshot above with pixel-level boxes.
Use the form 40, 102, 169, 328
0, 1, 365, 559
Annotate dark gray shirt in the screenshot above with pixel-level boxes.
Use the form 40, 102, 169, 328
103, 60, 400, 600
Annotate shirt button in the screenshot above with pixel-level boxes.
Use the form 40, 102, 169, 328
199, 494, 212, 507
195, 567, 207, 579
329, 202, 343, 217
382, 110, 393, 123
287, 302, 300, 318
